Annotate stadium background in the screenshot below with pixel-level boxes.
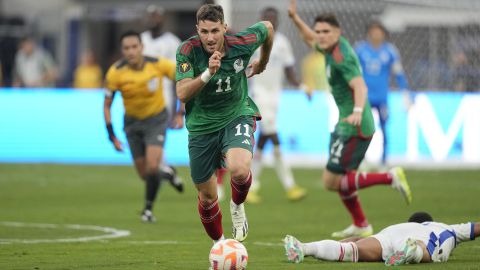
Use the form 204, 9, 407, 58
0, 1, 479, 269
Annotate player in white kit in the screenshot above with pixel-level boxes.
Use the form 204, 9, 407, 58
140, 4, 184, 192
284, 212, 479, 266
247, 7, 308, 203
141, 4, 183, 127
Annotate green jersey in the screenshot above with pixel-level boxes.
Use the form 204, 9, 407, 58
176, 22, 268, 135
316, 36, 375, 138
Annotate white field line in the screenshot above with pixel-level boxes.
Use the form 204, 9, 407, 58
0, 222, 284, 247
0, 221, 130, 244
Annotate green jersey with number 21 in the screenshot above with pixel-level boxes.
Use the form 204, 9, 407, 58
316, 36, 375, 138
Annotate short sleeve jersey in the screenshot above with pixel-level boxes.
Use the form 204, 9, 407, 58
355, 41, 408, 105
316, 36, 375, 138
105, 56, 175, 120
176, 22, 268, 135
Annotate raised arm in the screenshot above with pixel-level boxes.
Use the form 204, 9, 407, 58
288, 0, 316, 48
247, 21, 274, 78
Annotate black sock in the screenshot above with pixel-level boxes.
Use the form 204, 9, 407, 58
145, 172, 161, 211
159, 166, 174, 182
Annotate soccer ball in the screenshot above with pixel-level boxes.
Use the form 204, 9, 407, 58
209, 239, 248, 270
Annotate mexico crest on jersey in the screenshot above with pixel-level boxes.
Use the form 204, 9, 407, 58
234, 58, 244, 73
179, 62, 191, 73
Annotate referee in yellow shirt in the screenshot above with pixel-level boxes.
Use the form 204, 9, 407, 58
104, 30, 184, 222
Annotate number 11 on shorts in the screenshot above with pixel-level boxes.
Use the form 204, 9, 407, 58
235, 124, 250, 137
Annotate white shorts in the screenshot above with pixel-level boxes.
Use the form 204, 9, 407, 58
252, 85, 281, 135
258, 103, 278, 135
371, 223, 431, 261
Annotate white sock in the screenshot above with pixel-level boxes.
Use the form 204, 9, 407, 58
273, 147, 295, 190
250, 152, 263, 192
304, 240, 358, 262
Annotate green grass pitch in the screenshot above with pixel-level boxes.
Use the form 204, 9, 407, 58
1, 164, 479, 269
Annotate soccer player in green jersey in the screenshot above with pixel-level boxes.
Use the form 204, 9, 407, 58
288, 0, 412, 238
175, 4, 274, 242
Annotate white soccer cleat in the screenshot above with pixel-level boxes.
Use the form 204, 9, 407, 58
390, 167, 412, 205
141, 209, 156, 223
283, 235, 304, 263
230, 200, 248, 242
385, 238, 420, 266
331, 224, 373, 238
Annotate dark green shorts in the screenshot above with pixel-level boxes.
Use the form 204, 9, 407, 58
326, 131, 372, 174
124, 110, 168, 159
188, 116, 256, 184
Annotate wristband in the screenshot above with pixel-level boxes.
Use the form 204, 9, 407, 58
353, 107, 363, 113
200, 69, 212, 83
106, 123, 116, 142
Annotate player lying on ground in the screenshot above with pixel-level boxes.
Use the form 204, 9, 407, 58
284, 211, 479, 265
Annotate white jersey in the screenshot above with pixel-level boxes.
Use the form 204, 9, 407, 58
141, 31, 181, 120
251, 32, 295, 134
141, 31, 180, 62
372, 222, 475, 263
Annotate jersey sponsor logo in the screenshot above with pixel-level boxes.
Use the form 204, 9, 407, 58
242, 139, 251, 145
147, 78, 159, 92
234, 58, 244, 73
179, 62, 191, 73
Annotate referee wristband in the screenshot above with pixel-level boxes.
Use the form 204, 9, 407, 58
353, 106, 363, 113
106, 124, 116, 142
200, 69, 212, 83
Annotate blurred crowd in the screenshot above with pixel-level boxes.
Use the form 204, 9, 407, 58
0, 5, 478, 92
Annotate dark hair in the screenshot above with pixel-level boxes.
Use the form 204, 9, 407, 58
367, 20, 388, 35
196, 4, 224, 24
262, 6, 278, 16
408, 212, 433, 223
314, 13, 340, 28
120, 30, 142, 43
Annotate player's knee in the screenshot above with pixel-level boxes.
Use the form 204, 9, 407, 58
322, 175, 340, 191
323, 181, 339, 191
229, 164, 250, 182
145, 163, 160, 176
199, 191, 217, 205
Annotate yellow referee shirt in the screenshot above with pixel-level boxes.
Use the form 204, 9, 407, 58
105, 56, 175, 120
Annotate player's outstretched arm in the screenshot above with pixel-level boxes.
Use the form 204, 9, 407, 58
288, 0, 316, 48
247, 21, 274, 78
